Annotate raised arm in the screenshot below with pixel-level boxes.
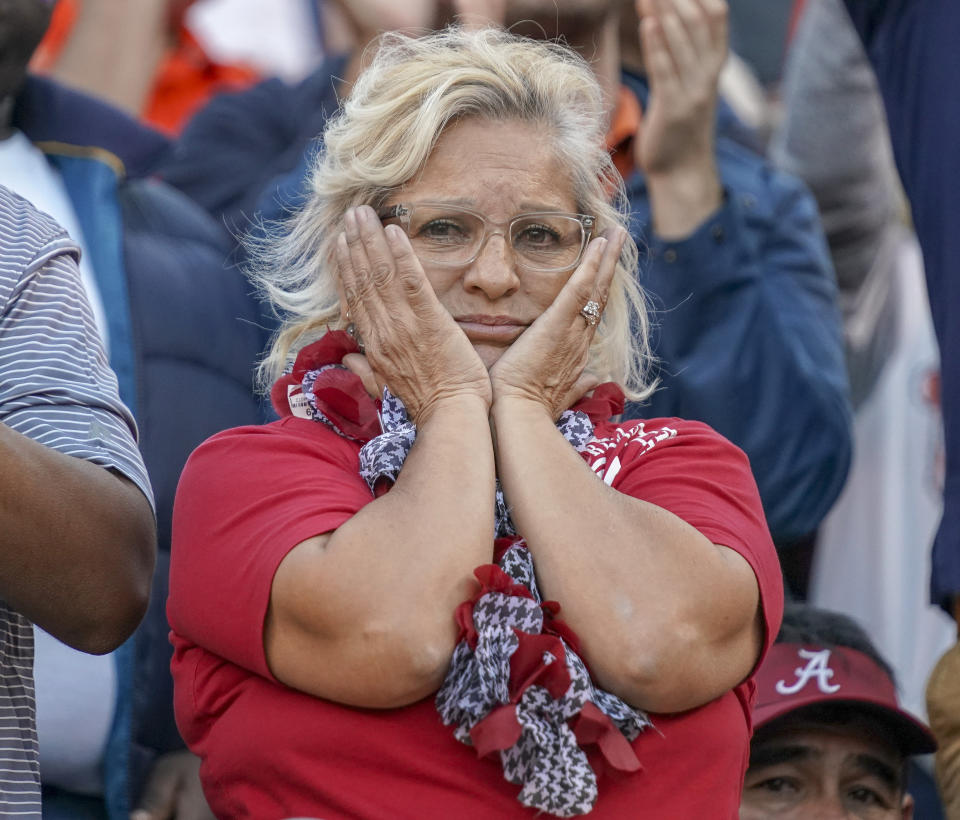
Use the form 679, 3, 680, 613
634, 0, 726, 239
264, 208, 495, 708
490, 227, 769, 713
625, 0, 852, 542
633, 166, 852, 544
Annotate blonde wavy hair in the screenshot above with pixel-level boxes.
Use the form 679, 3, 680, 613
250, 25, 655, 400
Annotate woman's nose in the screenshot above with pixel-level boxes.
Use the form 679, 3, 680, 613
462, 232, 520, 299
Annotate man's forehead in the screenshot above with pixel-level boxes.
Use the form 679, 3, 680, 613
751, 720, 904, 774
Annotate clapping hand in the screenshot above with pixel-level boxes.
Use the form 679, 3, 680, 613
634, 0, 726, 238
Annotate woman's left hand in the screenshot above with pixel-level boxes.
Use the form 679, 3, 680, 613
489, 227, 627, 418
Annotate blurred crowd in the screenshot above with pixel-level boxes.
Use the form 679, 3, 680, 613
1, 0, 958, 818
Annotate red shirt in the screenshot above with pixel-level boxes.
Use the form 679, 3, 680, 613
169, 385, 782, 819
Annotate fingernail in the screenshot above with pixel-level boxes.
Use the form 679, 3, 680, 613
344, 209, 358, 233
384, 224, 403, 245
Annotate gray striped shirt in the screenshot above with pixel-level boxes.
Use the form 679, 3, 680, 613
0, 184, 152, 817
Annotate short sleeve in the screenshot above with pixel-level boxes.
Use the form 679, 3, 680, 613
586, 418, 784, 662
168, 418, 375, 678
0, 186, 153, 505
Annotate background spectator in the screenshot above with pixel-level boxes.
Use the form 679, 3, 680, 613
3, 0, 271, 815
742, 603, 938, 819
0, 183, 156, 818
769, 0, 954, 733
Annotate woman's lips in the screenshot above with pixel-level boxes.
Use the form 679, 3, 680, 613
454, 314, 529, 343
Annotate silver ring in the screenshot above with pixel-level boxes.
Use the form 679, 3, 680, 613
579, 300, 601, 327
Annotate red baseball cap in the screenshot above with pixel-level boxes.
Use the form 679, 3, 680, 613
753, 642, 936, 755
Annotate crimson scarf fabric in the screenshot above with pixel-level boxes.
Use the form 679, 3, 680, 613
273, 332, 649, 817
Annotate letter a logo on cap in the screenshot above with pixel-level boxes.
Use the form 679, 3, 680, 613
775, 648, 841, 695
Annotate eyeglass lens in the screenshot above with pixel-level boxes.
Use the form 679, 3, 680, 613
403, 205, 587, 271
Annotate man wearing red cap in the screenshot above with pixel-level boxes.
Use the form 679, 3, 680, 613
741, 605, 937, 819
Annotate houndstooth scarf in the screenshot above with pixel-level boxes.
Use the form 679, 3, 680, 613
275, 333, 650, 817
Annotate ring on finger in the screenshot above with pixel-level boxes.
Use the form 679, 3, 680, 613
579, 300, 602, 327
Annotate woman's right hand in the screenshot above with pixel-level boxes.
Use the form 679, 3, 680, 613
336, 205, 492, 424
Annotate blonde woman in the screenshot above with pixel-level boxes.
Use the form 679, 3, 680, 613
168, 27, 782, 819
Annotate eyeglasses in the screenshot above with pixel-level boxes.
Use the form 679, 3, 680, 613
378, 202, 596, 273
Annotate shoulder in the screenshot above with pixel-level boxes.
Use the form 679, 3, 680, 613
0, 185, 79, 304
585, 416, 749, 476
171, 418, 374, 618
188, 415, 359, 453
119, 177, 232, 250
0, 183, 74, 258
585, 415, 773, 557
713, 130, 819, 224
180, 418, 362, 488
175, 418, 368, 547
15, 75, 170, 177
589, 415, 782, 648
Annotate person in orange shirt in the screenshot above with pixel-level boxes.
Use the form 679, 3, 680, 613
30, 0, 259, 134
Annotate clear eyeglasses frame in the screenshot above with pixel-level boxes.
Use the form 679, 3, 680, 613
377, 202, 596, 273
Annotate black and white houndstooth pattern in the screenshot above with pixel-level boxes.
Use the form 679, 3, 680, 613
436, 583, 541, 740
436, 541, 651, 817
357, 389, 417, 490
504, 686, 599, 814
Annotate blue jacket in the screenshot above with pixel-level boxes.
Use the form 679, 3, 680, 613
158, 55, 348, 230
158, 59, 852, 543
620, 72, 852, 543
14, 76, 271, 817
842, 0, 960, 611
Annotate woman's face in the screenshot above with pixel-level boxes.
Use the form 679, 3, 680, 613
383, 117, 581, 369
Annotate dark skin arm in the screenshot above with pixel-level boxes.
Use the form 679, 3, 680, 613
0, 421, 155, 655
